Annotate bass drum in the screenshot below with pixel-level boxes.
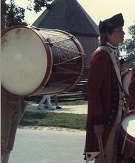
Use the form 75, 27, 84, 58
1, 26, 85, 96
117, 111, 135, 163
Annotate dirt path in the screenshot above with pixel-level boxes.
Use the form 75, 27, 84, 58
26, 103, 88, 114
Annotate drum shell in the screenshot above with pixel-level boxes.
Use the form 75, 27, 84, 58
37, 29, 86, 95
1, 26, 86, 96
117, 111, 135, 162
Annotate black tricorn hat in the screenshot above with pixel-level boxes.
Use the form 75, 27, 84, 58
99, 13, 124, 33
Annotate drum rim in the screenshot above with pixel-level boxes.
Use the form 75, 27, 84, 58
1, 26, 53, 97
120, 110, 135, 144
28, 28, 53, 96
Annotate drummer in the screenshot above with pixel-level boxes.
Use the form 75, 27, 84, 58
84, 13, 125, 163
1, 13, 26, 163
128, 64, 135, 110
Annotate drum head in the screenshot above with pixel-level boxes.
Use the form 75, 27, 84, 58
1, 26, 52, 96
123, 70, 132, 95
121, 111, 135, 144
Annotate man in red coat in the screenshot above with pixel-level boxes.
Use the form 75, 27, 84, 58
128, 64, 135, 110
84, 13, 125, 163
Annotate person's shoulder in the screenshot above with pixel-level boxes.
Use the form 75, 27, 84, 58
91, 48, 110, 62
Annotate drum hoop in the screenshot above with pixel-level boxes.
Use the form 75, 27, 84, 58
1, 25, 22, 36
120, 110, 135, 144
27, 28, 53, 96
121, 126, 135, 145
2, 26, 53, 97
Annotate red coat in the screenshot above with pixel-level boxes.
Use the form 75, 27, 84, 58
85, 48, 120, 152
128, 65, 135, 110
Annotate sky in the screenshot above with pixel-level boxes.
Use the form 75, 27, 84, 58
14, 0, 135, 39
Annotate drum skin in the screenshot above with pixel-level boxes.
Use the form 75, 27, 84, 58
117, 111, 135, 162
1, 26, 86, 96
121, 111, 135, 144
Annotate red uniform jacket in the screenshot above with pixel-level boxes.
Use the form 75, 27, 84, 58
85, 48, 120, 152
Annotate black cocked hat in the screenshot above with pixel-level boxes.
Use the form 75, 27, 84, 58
99, 13, 124, 33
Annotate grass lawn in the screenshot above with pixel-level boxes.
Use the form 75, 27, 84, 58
19, 111, 87, 130
22, 92, 88, 130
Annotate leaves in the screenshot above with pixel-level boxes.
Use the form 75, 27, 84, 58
1, 0, 53, 26
1, 0, 27, 27
119, 23, 135, 68
33, 0, 53, 12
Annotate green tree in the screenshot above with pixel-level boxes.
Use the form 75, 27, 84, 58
1, 0, 53, 27
119, 24, 135, 68
1, 0, 27, 27
120, 25, 135, 54
31, 0, 53, 13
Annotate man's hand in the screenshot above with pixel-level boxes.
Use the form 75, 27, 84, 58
94, 125, 104, 137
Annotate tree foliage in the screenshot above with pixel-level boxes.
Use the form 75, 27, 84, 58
1, 0, 27, 27
119, 24, 135, 68
120, 25, 135, 54
1, 0, 53, 27
32, 0, 53, 13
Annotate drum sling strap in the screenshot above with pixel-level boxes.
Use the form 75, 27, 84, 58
98, 46, 128, 112
98, 46, 128, 96
98, 46, 122, 86
98, 46, 129, 108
